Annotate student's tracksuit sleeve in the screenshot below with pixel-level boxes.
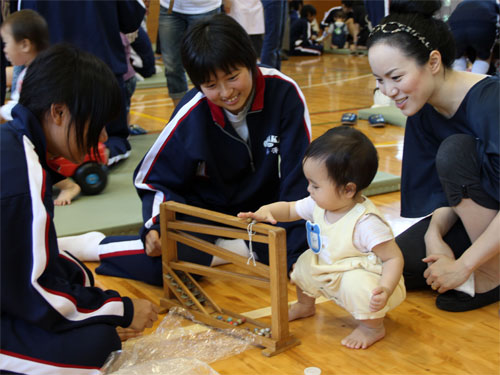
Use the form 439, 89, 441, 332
133, 114, 197, 241
1, 183, 133, 333
320, 7, 336, 29
277, 81, 312, 271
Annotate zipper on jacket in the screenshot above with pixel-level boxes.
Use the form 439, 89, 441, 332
215, 122, 255, 172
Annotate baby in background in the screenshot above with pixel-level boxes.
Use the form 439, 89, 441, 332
330, 10, 348, 49
0, 10, 46, 122
239, 126, 406, 349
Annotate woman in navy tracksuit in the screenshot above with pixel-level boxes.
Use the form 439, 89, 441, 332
95, 14, 312, 286
0, 45, 158, 375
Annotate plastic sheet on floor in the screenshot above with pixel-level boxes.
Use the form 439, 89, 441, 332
102, 307, 256, 375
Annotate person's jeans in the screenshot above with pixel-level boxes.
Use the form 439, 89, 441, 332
158, 6, 220, 100
260, 0, 286, 70
124, 76, 137, 114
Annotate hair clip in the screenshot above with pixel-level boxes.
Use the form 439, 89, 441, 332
369, 21, 434, 51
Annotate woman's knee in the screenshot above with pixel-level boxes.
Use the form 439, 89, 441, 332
435, 134, 477, 178
436, 134, 497, 209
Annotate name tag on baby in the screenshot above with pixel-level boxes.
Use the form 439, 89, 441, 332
306, 221, 331, 263
306, 221, 321, 253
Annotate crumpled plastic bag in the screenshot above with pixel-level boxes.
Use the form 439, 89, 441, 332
102, 307, 256, 375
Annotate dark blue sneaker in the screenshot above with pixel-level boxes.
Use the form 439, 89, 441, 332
129, 124, 148, 135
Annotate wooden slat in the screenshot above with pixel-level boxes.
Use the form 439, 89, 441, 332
163, 264, 209, 315
167, 230, 270, 278
170, 261, 270, 289
160, 203, 176, 300
163, 201, 278, 235
168, 221, 269, 243
184, 270, 223, 314
267, 230, 292, 349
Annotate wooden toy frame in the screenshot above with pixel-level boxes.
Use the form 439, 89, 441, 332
159, 201, 300, 356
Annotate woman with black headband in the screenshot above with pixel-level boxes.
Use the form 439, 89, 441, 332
367, 0, 499, 312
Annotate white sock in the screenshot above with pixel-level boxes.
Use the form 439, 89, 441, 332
57, 231, 105, 261
471, 59, 490, 74
454, 272, 475, 297
452, 56, 467, 71
210, 238, 257, 266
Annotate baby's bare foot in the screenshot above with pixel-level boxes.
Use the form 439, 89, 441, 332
288, 302, 315, 321
341, 323, 385, 349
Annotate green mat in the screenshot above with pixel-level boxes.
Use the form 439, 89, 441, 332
358, 106, 407, 128
363, 171, 400, 197
324, 47, 367, 55
54, 133, 159, 237
136, 70, 166, 89
54, 134, 400, 237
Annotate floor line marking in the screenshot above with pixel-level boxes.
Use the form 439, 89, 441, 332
131, 102, 175, 110
130, 110, 168, 123
301, 73, 373, 89
131, 97, 172, 106
374, 142, 400, 148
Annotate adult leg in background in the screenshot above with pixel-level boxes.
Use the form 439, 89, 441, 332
158, 7, 220, 108
105, 76, 131, 166
260, 0, 286, 70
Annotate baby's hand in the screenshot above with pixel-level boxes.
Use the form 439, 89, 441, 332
237, 208, 277, 224
369, 286, 389, 312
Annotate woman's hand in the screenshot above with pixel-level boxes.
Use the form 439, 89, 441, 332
145, 230, 162, 257
422, 254, 471, 293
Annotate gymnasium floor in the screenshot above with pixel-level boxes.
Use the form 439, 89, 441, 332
88, 52, 499, 375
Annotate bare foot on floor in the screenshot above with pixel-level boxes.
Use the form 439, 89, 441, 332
288, 302, 315, 321
54, 179, 81, 206
341, 323, 385, 349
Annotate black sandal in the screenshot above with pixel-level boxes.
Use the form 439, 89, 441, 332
436, 286, 500, 312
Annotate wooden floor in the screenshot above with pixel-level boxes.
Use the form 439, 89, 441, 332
93, 53, 499, 374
